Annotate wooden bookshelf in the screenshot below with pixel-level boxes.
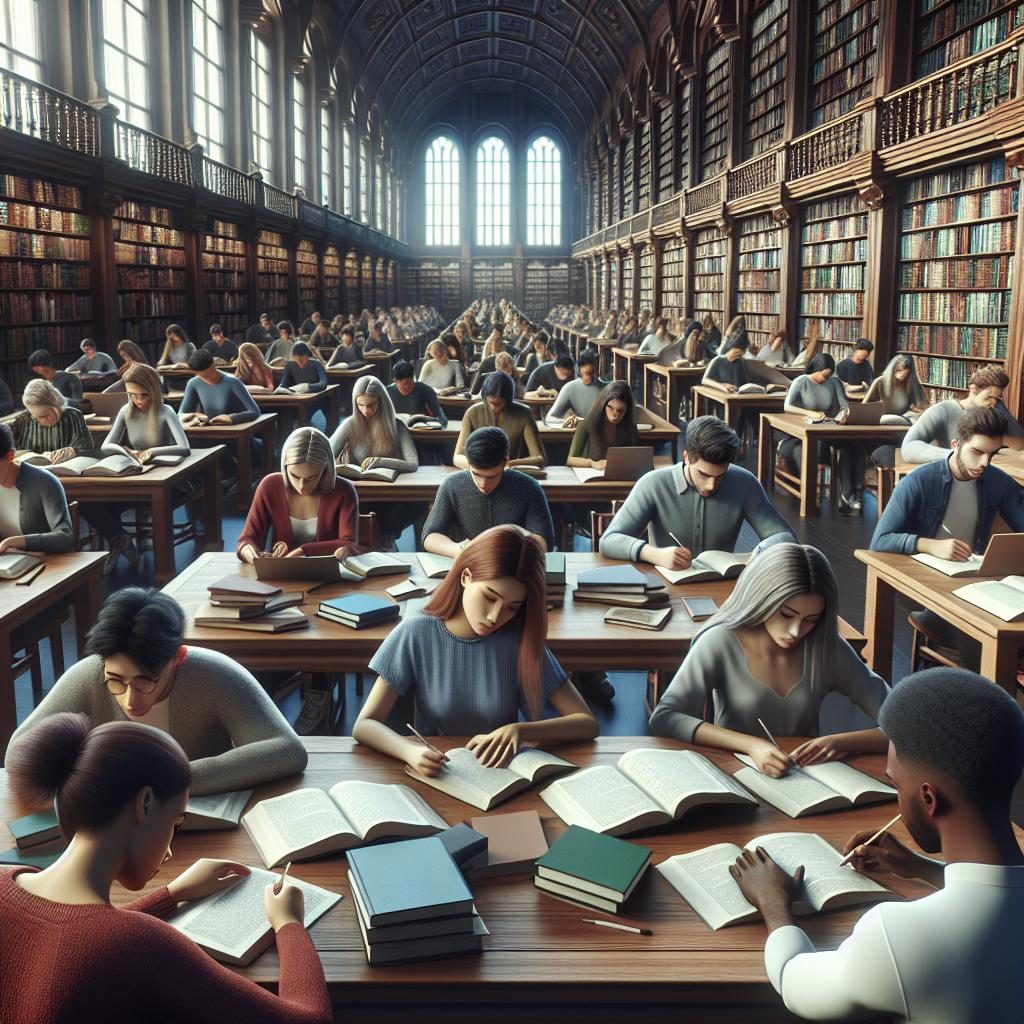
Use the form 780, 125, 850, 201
637, 121, 652, 212
660, 238, 687, 320
638, 247, 654, 314
201, 218, 247, 340
735, 212, 781, 350
915, 0, 1024, 77
0, 174, 92, 392
344, 252, 360, 313
744, 0, 788, 159
611, 146, 621, 225
255, 229, 289, 322
361, 255, 373, 308
677, 80, 691, 192
295, 239, 319, 320
693, 227, 726, 327
799, 194, 868, 358
701, 42, 731, 181
374, 258, 387, 306
896, 155, 1017, 401
112, 200, 187, 361
622, 252, 635, 313
440, 261, 461, 318
472, 259, 514, 302
323, 245, 341, 314
610, 254, 621, 312
810, 0, 878, 127
622, 136, 635, 218
417, 261, 441, 311
525, 260, 569, 320
600, 158, 610, 229
657, 100, 675, 200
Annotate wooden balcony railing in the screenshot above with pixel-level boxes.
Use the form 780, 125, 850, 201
727, 149, 781, 200
0, 68, 98, 156
787, 109, 865, 180
114, 120, 194, 185
201, 156, 255, 204
262, 181, 298, 218
685, 175, 724, 215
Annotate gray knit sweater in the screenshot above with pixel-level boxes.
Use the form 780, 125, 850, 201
101, 405, 190, 458
9, 462, 73, 553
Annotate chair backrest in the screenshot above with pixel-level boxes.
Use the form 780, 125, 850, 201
588, 499, 624, 553
357, 511, 379, 550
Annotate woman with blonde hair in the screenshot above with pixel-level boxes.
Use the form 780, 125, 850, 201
234, 342, 275, 392
157, 324, 196, 367
101, 364, 189, 463
353, 525, 597, 772
116, 340, 150, 373
13, 378, 92, 463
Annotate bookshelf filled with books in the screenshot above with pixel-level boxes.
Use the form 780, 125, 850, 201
440, 261, 461, 318
112, 200, 186, 360
611, 146, 621, 224
609, 254, 621, 312
896, 155, 1018, 402
361, 256, 374, 307
524, 260, 569, 321
622, 135, 635, 219
677, 80, 691, 192
0, 174, 92, 392
701, 42, 730, 181
810, 0, 878, 127
344, 252, 359, 312
799, 194, 868, 358
637, 121, 652, 212
657, 99, 675, 201
201, 219, 248, 340
735, 212, 781, 350
416, 262, 441, 311
660, 238, 687, 321
915, 0, 1024, 77
472, 260, 514, 302
323, 246, 341, 313
693, 228, 726, 328
744, 0, 788, 159
295, 240, 319, 319
256, 230, 289, 322
638, 247, 654, 314
621, 252, 635, 314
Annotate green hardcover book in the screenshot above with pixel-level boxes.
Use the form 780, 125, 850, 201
9, 810, 60, 850
544, 552, 566, 586
0, 844, 64, 869
535, 825, 652, 903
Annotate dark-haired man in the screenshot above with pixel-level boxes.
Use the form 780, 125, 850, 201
547, 348, 605, 425
66, 338, 116, 376
6, 587, 307, 793
245, 312, 278, 345
731, 667, 1024, 1022
179, 348, 259, 425
28, 350, 83, 408
387, 360, 448, 426
600, 416, 792, 569
202, 323, 239, 364
525, 353, 575, 398
837, 338, 875, 391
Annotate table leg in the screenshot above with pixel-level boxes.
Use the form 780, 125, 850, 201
296, 403, 310, 427
862, 567, 896, 679
800, 431, 819, 517
150, 487, 174, 585
757, 416, 773, 492
0, 628, 14, 758
235, 432, 253, 515
328, 388, 341, 434
71, 570, 101, 656
980, 637, 1019, 693
202, 454, 223, 552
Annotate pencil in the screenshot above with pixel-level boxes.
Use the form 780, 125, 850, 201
581, 918, 653, 936
406, 723, 450, 763
667, 530, 684, 548
757, 718, 802, 771
274, 861, 292, 894
838, 814, 902, 867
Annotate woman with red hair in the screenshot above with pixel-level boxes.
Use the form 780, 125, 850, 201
353, 525, 598, 772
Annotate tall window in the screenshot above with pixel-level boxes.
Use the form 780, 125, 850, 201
425, 135, 459, 246
102, 0, 150, 128
374, 163, 383, 230
385, 168, 393, 235
476, 136, 510, 246
0, 0, 44, 80
526, 135, 561, 246
292, 71, 307, 192
250, 29, 272, 181
320, 105, 332, 206
191, 0, 225, 162
341, 122, 353, 216
359, 136, 370, 224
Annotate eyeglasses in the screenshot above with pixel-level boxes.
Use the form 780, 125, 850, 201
103, 670, 162, 695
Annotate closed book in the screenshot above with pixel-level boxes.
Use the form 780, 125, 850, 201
208, 575, 281, 599
343, 552, 413, 578
573, 590, 671, 608
386, 578, 430, 601
468, 810, 548, 878
346, 836, 474, 927
317, 604, 401, 629
604, 606, 674, 631
536, 825, 652, 903
533, 875, 622, 914
575, 565, 649, 593
417, 553, 454, 579
544, 552, 566, 586
0, 553, 42, 580
437, 823, 489, 869
200, 607, 309, 633
319, 594, 399, 620
348, 870, 477, 944
0, 845, 64, 869
195, 594, 302, 623
8, 810, 60, 850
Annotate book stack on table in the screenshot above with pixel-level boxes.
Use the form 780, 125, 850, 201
545, 552, 566, 607
1, 810, 65, 868
317, 593, 401, 630
346, 836, 488, 965
198, 575, 307, 633
573, 564, 669, 609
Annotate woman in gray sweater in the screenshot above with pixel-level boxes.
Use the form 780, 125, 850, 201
0, 423, 73, 555
101, 363, 190, 462
417, 339, 465, 392
649, 542, 888, 776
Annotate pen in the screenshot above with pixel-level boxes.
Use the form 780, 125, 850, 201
838, 814, 902, 867
668, 530, 685, 548
273, 861, 292, 894
406, 723, 450, 764
757, 718, 800, 769
581, 918, 653, 936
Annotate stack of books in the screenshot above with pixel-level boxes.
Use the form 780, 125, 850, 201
534, 825, 652, 914
573, 565, 669, 609
2, 809, 65, 868
346, 836, 488, 964
317, 593, 401, 630
198, 575, 307, 632
545, 552, 566, 606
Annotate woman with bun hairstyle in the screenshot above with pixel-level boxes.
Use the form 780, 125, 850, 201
0, 713, 331, 1024
353, 525, 597, 773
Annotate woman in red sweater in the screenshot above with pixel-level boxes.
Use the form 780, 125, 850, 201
0, 712, 331, 1024
237, 425, 361, 563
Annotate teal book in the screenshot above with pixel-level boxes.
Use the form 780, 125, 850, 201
319, 594, 398, 619
0, 844, 64, 869
536, 825, 652, 902
346, 835, 474, 927
544, 552, 566, 585
8, 810, 60, 850
575, 565, 649, 593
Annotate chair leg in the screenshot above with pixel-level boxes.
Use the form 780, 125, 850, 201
355, 672, 364, 697
29, 641, 43, 706
50, 626, 65, 678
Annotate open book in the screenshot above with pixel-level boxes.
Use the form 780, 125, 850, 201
166, 867, 341, 965
417, 552, 454, 579
405, 747, 577, 811
335, 463, 399, 482
954, 575, 1024, 621
737, 383, 787, 394
733, 754, 896, 817
0, 553, 43, 580
656, 550, 748, 583
182, 789, 253, 830
656, 832, 892, 930
912, 551, 984, 577
539, 749, 757, 836
396, 412, 445, 429
242, 781, 449, 868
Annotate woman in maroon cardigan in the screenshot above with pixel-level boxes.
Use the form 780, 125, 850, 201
237, 426, 360, 563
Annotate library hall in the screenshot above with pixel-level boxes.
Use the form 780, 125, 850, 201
4, 0, 1024, 1021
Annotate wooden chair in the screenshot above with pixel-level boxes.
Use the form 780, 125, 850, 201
907, 612, 964, 672
588, 500, 624, 553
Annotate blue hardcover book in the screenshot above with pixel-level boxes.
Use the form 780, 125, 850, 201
319, 594, 398, 618
346, 836, 474, 926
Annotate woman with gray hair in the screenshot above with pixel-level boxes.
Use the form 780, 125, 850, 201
864, 353, 928, 422
12, 378, 92, 463
649, 542, 889, 776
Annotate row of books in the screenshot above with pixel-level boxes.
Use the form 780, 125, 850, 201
917, 6, 1024, 76
906, 157, 1009, 200
0, 293, 91, 322
897, 290, 1011, 323
204, 237, 246, 256
799, 315, 865, 341
801, 291, 864, 317
118, 267, 186, 289
0, 324, 83, 354
736, 291, 780, 314
802, 264, 865, 289
0, 175, 82, 207
257, 273, 289, 288
899, 255, 1012, 289
898, 323, 1008, 359
911, 353, 992, 389
813, 24, 877, 81
902, 189, 1018, 228
0, 262, 89, 288
811, 59, 874, 123
0, 229, 90, 260
202, 253, 247, 272
114, 241, 186, 267
112, 222, 184, 246
117, 293, 187, 318
801, 217, 866, 242
899, 221, 1016, 257
802, 239, 868, 264
0, 201, 89, 234
202, 273, 246, 292
737, 252, 780, 271
205, 291, 247, 312
115, 201, 172, 225
814, 0, 877, 54
736, 271, 780, 293
736, 231, 779, 255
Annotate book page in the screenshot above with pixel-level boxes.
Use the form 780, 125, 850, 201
244, 788, 351, 862
734, 755, 842, 816
692, 550, 748, 575
912, 552, 982, 576
182, 789, 252, 828
507, 747, 576, 782
327, 780, 447, 837
421, 747, 525, 803
619, 749, 754, 816
959, 579, 1024, 620
656, 844, 753, 928
571, 467, 604, 483
540, 765, 661, 832
801, 761, 896, 803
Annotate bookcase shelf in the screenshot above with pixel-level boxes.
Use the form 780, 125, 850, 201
416, 262, 441, 312
744, 0, 788, 159
677, 81, 692, 192
622, 136, 635, 219
323, 245, 341, 314
637, 121, 652, 212
344, 252, 359, 313
915, 0, 1024, 77
525, 260, 569, 321
610, 254, 621, 312
256, 230, 289, 323
113, 200, 186, 360
622, 252, 635, 313
201, 219, 248, 338
638, 247, 654, 314
657, 100, 675, 201
439, 261, 461, 318
693, 228, 726, 328
798, 193, 868, 359
296, 239, 320, 320
735, 212, 782, 350
472, 259, 514, 303
660, 238, 687, 321
896, 155, 1018, 401
701, 42, 731, 181
810, 0, 878, 127
611, 147, 621, 225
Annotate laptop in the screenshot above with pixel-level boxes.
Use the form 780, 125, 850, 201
843, 400, 885, 425
602, 446, 655, 482
254, 555, 362, 584
86, 391, 130, 419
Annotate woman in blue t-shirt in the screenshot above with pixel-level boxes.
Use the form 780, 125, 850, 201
353, 525, 598, 774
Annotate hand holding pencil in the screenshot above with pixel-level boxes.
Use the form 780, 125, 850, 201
840, 815, 933, 880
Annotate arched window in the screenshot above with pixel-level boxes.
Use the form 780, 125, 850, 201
319, 104, 332, 206
341, 122, 353, 216
425, 135, 460, 247
0, 0, 44, 81
526, 135, 561, 246
476, 135, 510, 246
292, 68, 308, 192
191, 0, 225, 162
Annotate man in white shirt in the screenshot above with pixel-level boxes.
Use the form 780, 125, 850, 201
731, 667, 1024, 1023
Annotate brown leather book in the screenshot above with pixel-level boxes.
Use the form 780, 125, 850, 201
468, 810, 549, 878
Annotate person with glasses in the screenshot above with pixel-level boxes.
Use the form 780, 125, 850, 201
5, 588, 307, 795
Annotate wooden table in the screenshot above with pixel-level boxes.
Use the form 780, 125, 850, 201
644, 364, 705, 428
757, 412, 909, 517
0, 551, 105, 754
895, 448, 1024, 487
612, 348, 656, 395
855, 548, 1024, 689
57, 448, 224, 585
255, 384, 341, 433
691, 386, 786, 433
0, 736, 924, 1020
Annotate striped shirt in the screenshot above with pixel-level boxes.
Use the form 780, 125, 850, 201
12, 408, 92, 455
